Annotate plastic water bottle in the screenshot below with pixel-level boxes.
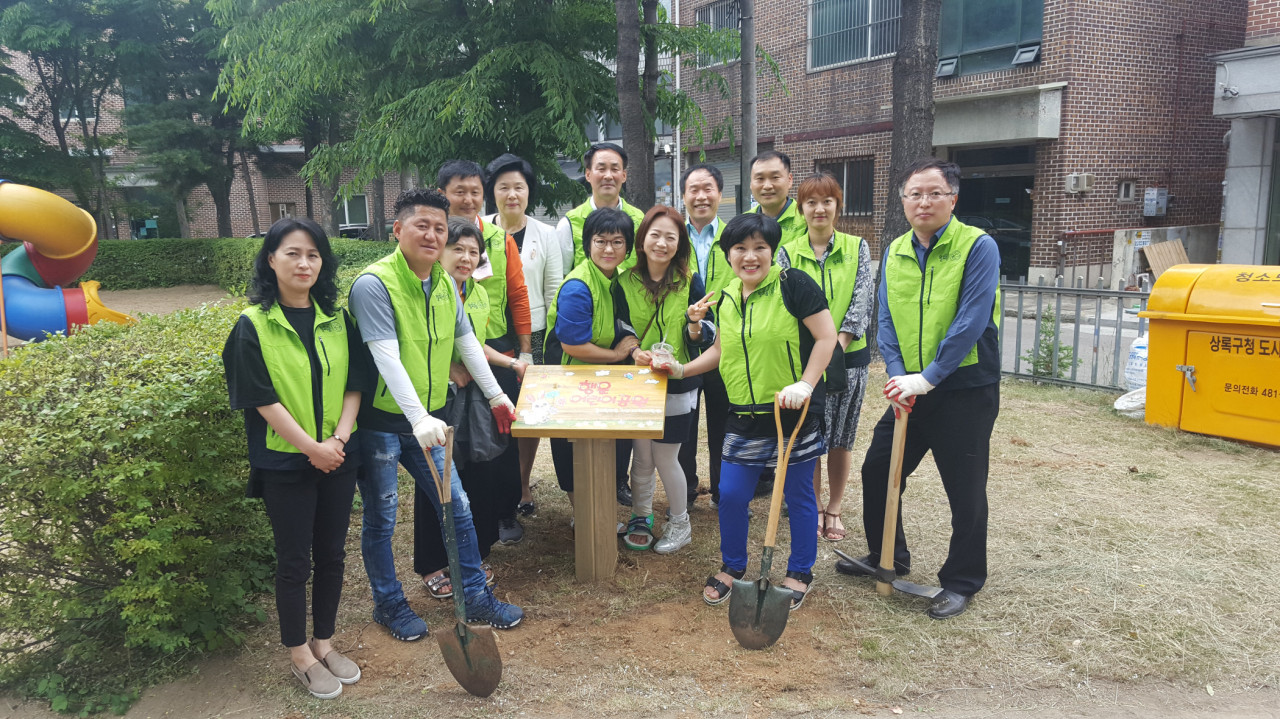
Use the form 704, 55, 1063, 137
1124, 335, 1148, 390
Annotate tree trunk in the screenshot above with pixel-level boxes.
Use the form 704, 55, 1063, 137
326, 114, 342, 235
175, 197, 191, 239
370, 175, 386, 241
739, 0, 756, 215
883, 0, 941, 246
240, 150, 262, 236
615, 0, 653, 209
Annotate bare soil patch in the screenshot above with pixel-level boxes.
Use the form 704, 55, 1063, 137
96, 285, 233, 316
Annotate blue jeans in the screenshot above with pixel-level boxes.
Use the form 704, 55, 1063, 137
357, 430, 489, 609
718, 459, 819, 574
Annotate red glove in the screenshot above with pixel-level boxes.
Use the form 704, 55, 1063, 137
489, 394, 516, 434
883, 380, 916, 417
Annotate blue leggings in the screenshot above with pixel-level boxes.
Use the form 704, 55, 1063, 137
718, 459, 819, 574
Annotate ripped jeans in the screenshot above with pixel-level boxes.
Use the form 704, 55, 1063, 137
357, 430, 488, 610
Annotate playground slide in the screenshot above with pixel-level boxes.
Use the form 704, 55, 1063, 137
0, 180, 132, 341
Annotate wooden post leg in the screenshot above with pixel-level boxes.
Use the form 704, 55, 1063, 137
572, 437, 618, 582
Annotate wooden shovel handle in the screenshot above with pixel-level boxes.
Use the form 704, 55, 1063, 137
763, 396, 810, 548
877, 412, 908, 596
423, 426, 456, 507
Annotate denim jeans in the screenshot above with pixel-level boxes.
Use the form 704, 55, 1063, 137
718, 458, 819, 574
357, 430, 489, 609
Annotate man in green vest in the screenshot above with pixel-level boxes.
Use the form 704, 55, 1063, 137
350, 187, 524, 639
437, 160, 533, 544
554, 142, 646, 506
835, 158, 1001, 620
555, 142, 646, 271
747, 150, 807, 246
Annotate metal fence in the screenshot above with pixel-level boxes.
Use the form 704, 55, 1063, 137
1000, 276, 1150, 391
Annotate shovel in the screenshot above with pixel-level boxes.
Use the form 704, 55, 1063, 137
424, 427, 503, 697
832, 411, 943, 601
728, 396, 810, 650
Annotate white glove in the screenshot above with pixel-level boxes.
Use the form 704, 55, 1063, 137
411, 415, 448, 448
885, 374, 934, 403
776, 380, 813, 409
518, 352, 534, 366
651, 356, 684, 380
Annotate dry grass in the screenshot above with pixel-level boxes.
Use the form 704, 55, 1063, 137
222, 364, 1280, 717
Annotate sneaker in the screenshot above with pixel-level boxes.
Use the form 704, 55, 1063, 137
372, 600, 428, 641
309, 639, 361, 684
498, 517, 524, 545
654, 512, 691, 554
291, 661, 342, 699
465, 592, 524, 629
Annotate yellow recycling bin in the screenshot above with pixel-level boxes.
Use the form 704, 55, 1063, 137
1138, 264, 1280, 447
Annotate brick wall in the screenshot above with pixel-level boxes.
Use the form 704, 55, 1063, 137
677, 0, 1247, 268
1248, 0, 1280, 41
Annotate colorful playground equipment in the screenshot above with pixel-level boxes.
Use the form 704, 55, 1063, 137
0, 180, 133, 342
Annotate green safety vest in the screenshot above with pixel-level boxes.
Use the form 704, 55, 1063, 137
359, 246, 457, 413
475, 217, 510, 339
884, 219, 1001, 373
458, 277, 490, 356
781, 231, 866, 355
695, 220, 735, 298
617, 268, 694, 363
566, 197, 645, 270
242, 301, 351, 453
717, 265, 803, 411
545, 258, 617, 365
748, 198, 807, 247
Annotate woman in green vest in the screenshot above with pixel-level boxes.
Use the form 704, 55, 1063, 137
545, 207, 640, 503
615, 205, 717, 553
222, 217, 366, 699
413, 218, 525, 599
777, 174, 873, 543
650, 212, 838, 610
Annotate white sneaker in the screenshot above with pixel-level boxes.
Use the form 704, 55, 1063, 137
654, 512, 692, 554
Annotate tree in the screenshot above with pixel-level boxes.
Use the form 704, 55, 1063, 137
0, 49, 77, 189
614, 0, 656, 210
0, 0, 125, 238
883, 0, 942, 243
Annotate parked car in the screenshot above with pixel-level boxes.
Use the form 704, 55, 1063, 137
339, 223, 393, 241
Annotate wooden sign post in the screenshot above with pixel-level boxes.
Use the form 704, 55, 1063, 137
511, 364, 666, 582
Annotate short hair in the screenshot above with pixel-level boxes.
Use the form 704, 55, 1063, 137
484, 153, 535, 206
797, 173, 844, 215
719, 212, 781, 258
897, 158, 961, 195
446, 217, 489, 270
680, 163, 724, 194
749, 149, 791, 174
249, 217, 339, 315
633, 205, 691, 296
393, 187, 450, 221
436, 159, 485, 191
584, 142, 628, 170
582, 207, 635, 258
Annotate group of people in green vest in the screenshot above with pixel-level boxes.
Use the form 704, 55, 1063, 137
222, 144, 1001, 699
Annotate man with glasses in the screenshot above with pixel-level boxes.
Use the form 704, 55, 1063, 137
835, 158, 1000, 620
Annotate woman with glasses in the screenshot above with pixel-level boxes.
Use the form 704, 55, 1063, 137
544, 207, 640, 507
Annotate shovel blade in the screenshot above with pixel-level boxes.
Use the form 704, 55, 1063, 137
728, 577, 793, 650
437, 622, 503, 697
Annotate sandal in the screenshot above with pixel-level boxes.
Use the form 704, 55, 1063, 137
785, 570, 814, 611
422, 572, 452, 600
816, 511, 826, 539
703, 564, 746, 606
821, 511, 847, 542
622, 514, 654, 551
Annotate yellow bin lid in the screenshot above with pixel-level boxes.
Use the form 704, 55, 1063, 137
1140, 264, 1280, 328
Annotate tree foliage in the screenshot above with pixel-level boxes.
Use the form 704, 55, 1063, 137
0, 48, 78, 189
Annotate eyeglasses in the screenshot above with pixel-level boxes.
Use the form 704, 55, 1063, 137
591, 238, 627, 250
901, 191, 956, 203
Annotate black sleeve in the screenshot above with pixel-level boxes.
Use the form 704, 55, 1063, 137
343, 310, 373, 394
222, 315, 279, 410
779, 267, 829, 319
611, 281, 636, 340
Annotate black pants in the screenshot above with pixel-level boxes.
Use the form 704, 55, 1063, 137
860, 382, 999, 596
260, 467, 358, 648
679, 393, 701, 495
414, 364, 522, 575
701, 370, 730, 502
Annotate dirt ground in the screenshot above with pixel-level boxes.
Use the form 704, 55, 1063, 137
3, 286, 1279, 719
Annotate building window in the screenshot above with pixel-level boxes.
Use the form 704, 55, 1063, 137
1117, 180, 1135, 203
270, 202, 297, 221
809, 0, 901, 71
817, 157, 875, 216
938, 0, 1043, 77
695, 0, 741, 67
342, 195, 368, 226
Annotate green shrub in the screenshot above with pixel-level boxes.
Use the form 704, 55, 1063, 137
0, 303, 274, 714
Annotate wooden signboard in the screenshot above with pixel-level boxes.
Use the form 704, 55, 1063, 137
511, 364, 666, 581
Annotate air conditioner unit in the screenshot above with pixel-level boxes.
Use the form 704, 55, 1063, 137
1065, 173, 1095, 194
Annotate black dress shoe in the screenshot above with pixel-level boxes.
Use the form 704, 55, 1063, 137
834, 553, 910, 578
927, 589, 970, 620
616, 483, 633, 507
